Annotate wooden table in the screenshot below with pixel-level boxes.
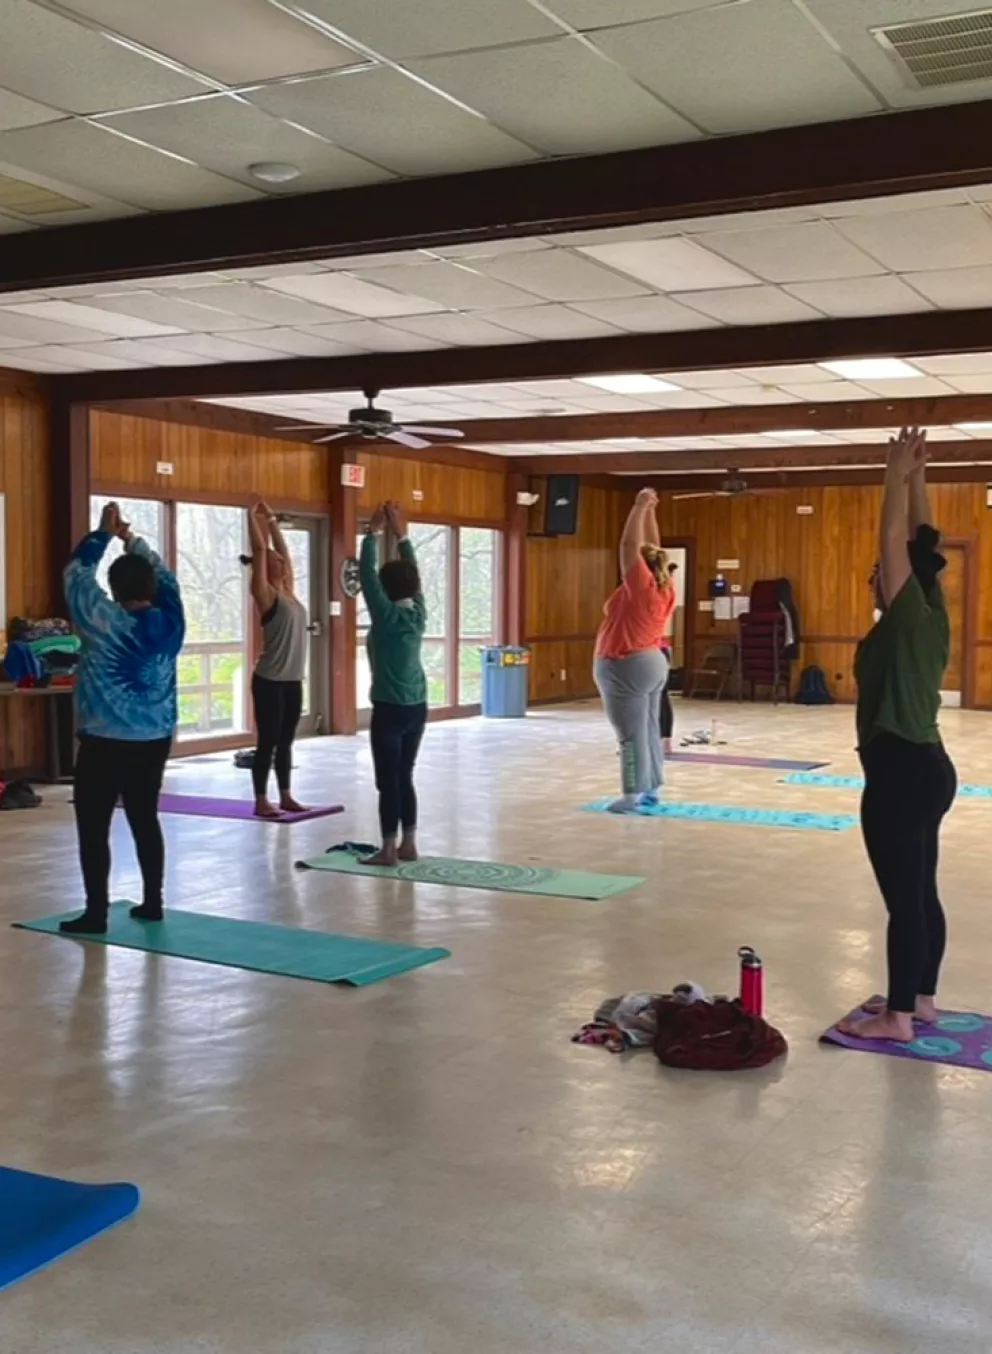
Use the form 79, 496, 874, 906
0, 684, 76, 783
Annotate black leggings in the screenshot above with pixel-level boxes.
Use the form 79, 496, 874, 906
370, 702, 427, 838
252, 675, 302, 797
74, 734, 172, 920
660, 647, 674, 740
859, 733, 957, 1013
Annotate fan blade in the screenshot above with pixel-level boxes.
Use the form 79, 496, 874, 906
401, 425, 465, 438
314, 430, 353, 444
274, 422, 345, 431
388, 429, 432, 450
672, 492, 715, 501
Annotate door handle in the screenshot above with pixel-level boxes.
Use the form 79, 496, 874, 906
307, 621, 323, 637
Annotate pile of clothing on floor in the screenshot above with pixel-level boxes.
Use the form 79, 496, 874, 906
572, 983, 786, 1070
1, 617, 80, 687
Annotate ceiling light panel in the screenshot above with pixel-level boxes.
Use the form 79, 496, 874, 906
579, 374, 681, 394
819, 358, 921, 379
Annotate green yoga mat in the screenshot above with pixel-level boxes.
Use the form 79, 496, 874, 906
300, 852, 643, 900
14, 903, 449, 987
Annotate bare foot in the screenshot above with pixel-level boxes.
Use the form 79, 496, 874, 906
838, 1010, 914, 1042
360, 849, 398, 868
280, 796, 308, 814
662, 738, 673, 755
398, 841, 418, 862
254, 798, 283, 819
863, 996, 937, 1023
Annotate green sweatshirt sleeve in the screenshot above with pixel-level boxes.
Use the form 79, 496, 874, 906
397, 537, 427, 628
360, 532, 393, 622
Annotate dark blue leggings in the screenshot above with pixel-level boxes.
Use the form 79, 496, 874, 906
370, 702, 427, 838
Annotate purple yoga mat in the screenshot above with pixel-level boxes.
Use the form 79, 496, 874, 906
668, 753, 829, 771
156, 794, 344, 824
822, 996, 992, 1070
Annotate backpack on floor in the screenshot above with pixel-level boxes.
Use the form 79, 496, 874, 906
795, 665, 834, 706
0, 779, 42, 811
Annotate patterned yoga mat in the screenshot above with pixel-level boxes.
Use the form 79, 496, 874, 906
782, 772, 992, 797
822, 998, 992, 1069
668, 753, 829, 771
299, 851, 642, 900
582, 799, 857, 831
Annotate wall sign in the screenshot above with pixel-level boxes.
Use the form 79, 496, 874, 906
716, 558, 740, 570
341, 462, 366, 489
340, 556, 361, 599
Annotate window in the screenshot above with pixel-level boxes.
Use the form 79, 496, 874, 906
458, 528, 498, 707
355, 531, 372, 712
408, 522, 451, 708
175, 503, 248, 738
88, 496, 165, 597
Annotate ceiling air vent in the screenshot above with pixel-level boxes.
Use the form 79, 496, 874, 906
874, 8, 992, 88
0, 173, 87, 218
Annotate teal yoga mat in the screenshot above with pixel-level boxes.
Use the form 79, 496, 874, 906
782, 772, 992, 797
300, 852, 643, 900
582, 799, 857, 831
14, 904, 449, 987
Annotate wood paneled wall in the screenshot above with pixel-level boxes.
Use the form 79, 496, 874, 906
357, 449, 506, 525
526, 482, 634, 702
658, 482, 992, 704
0, 373, 52, 772
90, 408, 333, 506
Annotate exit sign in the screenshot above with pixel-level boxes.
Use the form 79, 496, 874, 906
341, 462, 365, 489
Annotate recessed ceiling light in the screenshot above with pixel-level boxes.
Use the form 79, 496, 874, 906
248, 162, 302, 185
819, 358, 920, 380
955, 422, 992, 432
762, 429, 827, 439
578, 373, 681, 394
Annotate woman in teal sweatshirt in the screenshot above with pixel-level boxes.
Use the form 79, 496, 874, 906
359, 500, 427, 866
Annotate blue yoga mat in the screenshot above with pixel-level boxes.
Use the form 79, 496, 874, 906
15, 903, 450, 987
0, 1167, 139, 1291
583, 799, 857, 831
782, 772, 992, 797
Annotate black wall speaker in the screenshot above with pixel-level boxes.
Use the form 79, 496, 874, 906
544, 474, 580, 536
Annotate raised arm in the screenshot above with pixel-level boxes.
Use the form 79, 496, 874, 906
247, 502, 276, 614
907, 428, 932, 534
877, 428, 916, 607
619, 488, 657, 578
120, 521, 185, 651
262, 502, 295, 591
63, 501, 121, 639
359, 502, 392, 621
385, 500, 426, 626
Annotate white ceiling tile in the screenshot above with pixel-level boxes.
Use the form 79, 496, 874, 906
0, 122, 263, 212
0, 0, 212, 114
783, 275, 932, 318
78, 291, 269, 332
0, 211, 33, 234
408, 37, 698, 155
320, 251, 437, 270
227, 328, 366, 357
383, 314, 530, 346
560, 392, 657, 412
501, 379, 590, 399
624, 390, 722, 409
132, 333, 300, 362
935, 374, 992, 395
914, 353, 992, 376
777, 380, 877, 402
734, 364, 834, 385
829, 428, 897, 443
54, 338, 194, 366
353, 262, 538, 310
474, 249, 649, 302
301, 321, 446, 352
54, 0, 362, 84
592, 0, 881, 136
704, 386, 802, 406
172, 283, 352, 326
836, 206, 992, 272
819, 188, 974, 218
901, 266, 992, 309
246, 69, 537, 177
474, 305, 625, 339
697, 222, 884, 283
849, 377, 954, 399
433, 239, 553, 260
544, 0, 720, 25
541, 223, 676, 247
656, 368, 762, 389
293, 0, 562, 57
0, 328, 36, 349
677, 205, 822, 234
5, 299, 183, 338
570, 295, 722, 331
0, 308, 149, 344
577, 238, 760, 291
101, 97, 390, 193
19, 343, 149, 369
222, 261, 330, 280
673, 287, 823, 325
0, 87, 61, 132
0, 348, 82, 371
261, 273, 443, 318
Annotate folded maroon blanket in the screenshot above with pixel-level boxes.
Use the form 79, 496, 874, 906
652, 998, 786, 1070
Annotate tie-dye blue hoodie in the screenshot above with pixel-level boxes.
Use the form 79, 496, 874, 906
64, 532, 186, 742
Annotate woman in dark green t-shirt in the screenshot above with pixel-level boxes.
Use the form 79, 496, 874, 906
841, 428, 957, 1044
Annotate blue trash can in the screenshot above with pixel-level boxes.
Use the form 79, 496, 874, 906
480, 646, 530, 718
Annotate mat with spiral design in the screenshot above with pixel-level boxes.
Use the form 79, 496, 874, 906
300, 852, 642, 900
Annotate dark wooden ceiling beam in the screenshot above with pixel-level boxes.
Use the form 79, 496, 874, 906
522, 440, 992, 475
8, 100, 992, 293
55, 307, 992, 405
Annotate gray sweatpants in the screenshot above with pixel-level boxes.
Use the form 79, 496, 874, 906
593, 648, 669, 796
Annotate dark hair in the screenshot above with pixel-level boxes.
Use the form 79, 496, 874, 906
379, 558, 420, 602
108, 554, 157, 606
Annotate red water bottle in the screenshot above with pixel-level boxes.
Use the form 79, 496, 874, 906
738, 947, 764, 1018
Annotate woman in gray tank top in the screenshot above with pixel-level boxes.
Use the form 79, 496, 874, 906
246, 500, 309, 818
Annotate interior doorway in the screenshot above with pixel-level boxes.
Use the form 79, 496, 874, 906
939, 539, 975, 709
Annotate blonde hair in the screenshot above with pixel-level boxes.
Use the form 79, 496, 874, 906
641, 544, 673, 591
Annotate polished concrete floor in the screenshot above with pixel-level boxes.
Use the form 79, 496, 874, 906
2, 699, 992, 1352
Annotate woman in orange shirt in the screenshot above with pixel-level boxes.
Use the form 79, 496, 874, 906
593, 487, 676, 812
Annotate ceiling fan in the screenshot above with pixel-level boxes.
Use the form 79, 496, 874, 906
672, 471, 786, 502
275, 389, 465, 451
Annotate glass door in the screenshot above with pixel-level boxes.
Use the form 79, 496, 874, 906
408, 522, 452, 708
458, 527, 499, 707
278, 515, 327, 736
